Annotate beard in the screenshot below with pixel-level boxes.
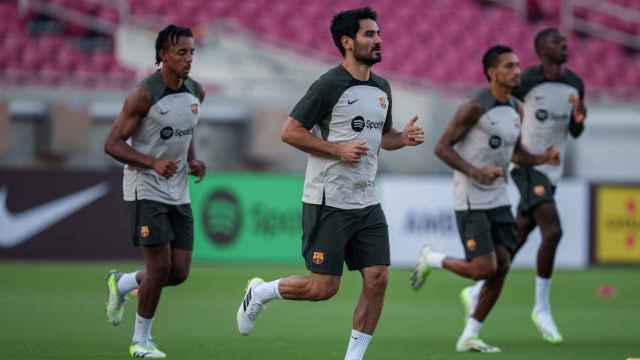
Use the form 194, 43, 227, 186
180, 66, 191, 79
498, 78, 520, 90
353, 45, 382, 66
357, 55, 381, 66
546, 49, 568, 65
496, 77, 522, 90
555, 54, 568, 64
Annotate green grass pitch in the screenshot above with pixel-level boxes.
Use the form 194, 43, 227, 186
0, 262, 638, 359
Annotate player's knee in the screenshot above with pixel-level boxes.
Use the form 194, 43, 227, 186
148, 262, 172, 284
516, 216, 532, 232
310, 288, 337, 301
471, 262, 497, 280
543, 225, 563, 245
496, 258, 511, 278
309, 281, 340, 301
364, 268, 389, 294
169, 267, 190, 286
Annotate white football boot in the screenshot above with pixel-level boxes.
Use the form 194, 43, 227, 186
236, 277, 266, 336
532, 309, 563, 343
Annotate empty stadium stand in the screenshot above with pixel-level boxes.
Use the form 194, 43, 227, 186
1, 0, 639, 97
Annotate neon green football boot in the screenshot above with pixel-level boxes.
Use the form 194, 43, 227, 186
410, 245, 433, 290
105, 270, 126, 325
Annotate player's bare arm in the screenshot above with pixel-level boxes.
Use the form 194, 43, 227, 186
381, 116, 424, 150
569, 94, 587, 138
188, 90, 206, 183
512, 95, 561, 166
512, 141, 560, 167
104, 87, 179, 178
435, 100, 503, 185
188, 139, 206, 183
187, 141, 206, 183
281, 116, 369, 164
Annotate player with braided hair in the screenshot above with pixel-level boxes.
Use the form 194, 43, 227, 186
104, 24, 206, 359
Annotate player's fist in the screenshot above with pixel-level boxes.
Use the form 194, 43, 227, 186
189, 159, 206, 183
569, 94, 586, 124
336, 140, 369, 164
152, 159, 180, 178
543, 146, 560, 166
473, 164, 504, 185
402, 116, 425, 146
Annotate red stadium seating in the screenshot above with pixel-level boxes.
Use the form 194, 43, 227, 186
1, 0, 639, 96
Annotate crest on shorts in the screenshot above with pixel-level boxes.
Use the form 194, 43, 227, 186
140, 226, 150, 238
534, 185, 546, 196
191, 103, 199, 114
466, 239, 477, 251
312, 251, 325, 265
378, 96, 387, 109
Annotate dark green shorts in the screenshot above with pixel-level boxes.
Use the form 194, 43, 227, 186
511, 167, 557, 214
301, 202, 390, 276
126, 199, 194, 250
455, 206, 517, 260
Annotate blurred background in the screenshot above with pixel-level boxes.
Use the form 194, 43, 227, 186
1, 1, 639, 359
1, 0, 638, 267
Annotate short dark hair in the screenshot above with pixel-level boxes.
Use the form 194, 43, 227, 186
534, 27, 560, 56
330, 7, 378, 56
482, 45, 513, 81
155, 24, 193, 66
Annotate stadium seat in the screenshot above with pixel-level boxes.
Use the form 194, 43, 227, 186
1, 0, 638, 97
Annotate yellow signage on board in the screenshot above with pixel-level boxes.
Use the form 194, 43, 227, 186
594, 186, 640, 264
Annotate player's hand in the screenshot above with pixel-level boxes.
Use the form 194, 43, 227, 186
542, 146, 560, 166
569, 94, 586, 124
472, 164, 504, 185
188, 159, 206, 183
402, 116, 425, 146
152, 159, 180, 178
335, 140, 369, 164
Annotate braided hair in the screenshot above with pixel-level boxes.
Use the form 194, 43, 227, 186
155, 24, 193, 66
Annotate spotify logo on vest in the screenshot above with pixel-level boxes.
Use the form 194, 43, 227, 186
535, 109, 549, 122
160, 126, 174, 140
351, 116, 365, 132
201, 189, 242, 246
489, 135, 502, 149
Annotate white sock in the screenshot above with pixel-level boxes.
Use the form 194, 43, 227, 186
117, 271, 140, 296
426, 251, 446, 268
132, 313, 153, 344
534, 276, 551, 313
254, 279, 282, 304
461, 317, 483, 339
344, 329, 372, 360
470, 280, 484, 311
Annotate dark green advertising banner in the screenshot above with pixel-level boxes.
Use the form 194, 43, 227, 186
190, 173, 304, 263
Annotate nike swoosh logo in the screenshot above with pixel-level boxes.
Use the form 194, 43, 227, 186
347, 99, 359, 105
0, 182, 109, 248
159, 110, 169, 115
